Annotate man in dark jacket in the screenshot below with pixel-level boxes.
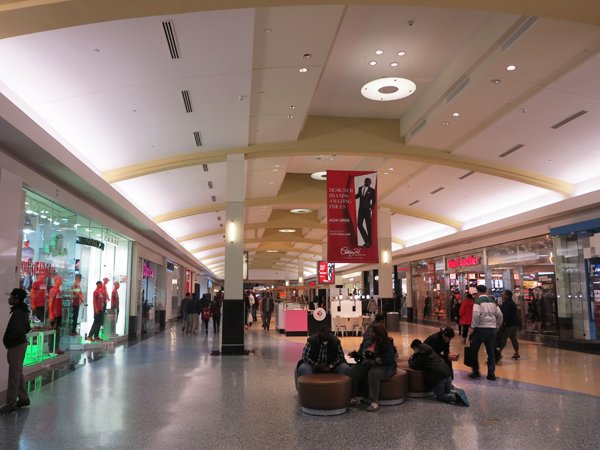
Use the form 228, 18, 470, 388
180, 292, 191, 333
424, 327, 459, 377
186, 294, 201, 334
409, 339, 468, 406
496, 290, 520, 360
297, 327, 350, 377
1, 288, 31, 414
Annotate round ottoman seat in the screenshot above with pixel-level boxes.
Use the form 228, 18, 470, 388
378, 369, 408, 405
397, 355, 410, 368
297, 374, 352, 416
404, 367, 434, 398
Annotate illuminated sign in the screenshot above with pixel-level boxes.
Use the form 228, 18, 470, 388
317, 261, 335, 284
446, 256, 480, 270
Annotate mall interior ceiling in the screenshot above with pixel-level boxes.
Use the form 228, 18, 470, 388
0, 0, 599, 282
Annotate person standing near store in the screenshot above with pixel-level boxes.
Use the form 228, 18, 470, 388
0, 289, 31, 415
459, 293, 475, 343
48, 276, 64, 354
496, 290, 520, 360
248, 290, 257, 323
186, 293, 201, 335
210, 292, 222, 333
69, 274, 84, 336
468, 285, 503, 381
111, 281, 120, 323
88, 281, 106, 341
261, 291, 274, 330
180, 292, 191, 333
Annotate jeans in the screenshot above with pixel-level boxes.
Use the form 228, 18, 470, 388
213, 315, 221, 332
181, 312, 188, 331
262, 311, 273, 329
297, 362, 350, 377
350, 363, 391, 402
498, 325, 520, 353
89, 311, 105, 339
470, 328, 497, 375
433, 376, 454, 403
5, 343, 28, 405
71, 305, 80, 333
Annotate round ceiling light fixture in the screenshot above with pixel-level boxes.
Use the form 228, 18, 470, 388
311, 171, 327, 181
361, 77, 416, 101
266, 249, 279, 253
278, 229, 296, 233
290, 208, 312, 214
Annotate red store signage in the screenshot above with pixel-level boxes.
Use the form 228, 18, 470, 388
446, 256, 480, 270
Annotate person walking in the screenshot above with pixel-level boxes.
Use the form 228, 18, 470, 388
497, 290, 520, 360
210, 292, 222, 333
187, 294, 201, 335
180, 292, 191, 333
468, 285, 503, 381
0, 289, 32, 414
261, 292, 274, 330
459, 293, 475, 343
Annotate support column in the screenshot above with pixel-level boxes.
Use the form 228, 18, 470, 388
298, 258, 304, 284
221, 154, 246, 355
378, 208, 393, 310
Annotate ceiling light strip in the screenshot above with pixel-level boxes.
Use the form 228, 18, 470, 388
181, 90, 193, 113
499, 144, 524, 158
551, 110, 588, 129
162, 20, 180, 59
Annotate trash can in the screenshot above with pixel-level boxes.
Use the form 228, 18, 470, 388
103, 310, 116, 338
386, 312, 400, 332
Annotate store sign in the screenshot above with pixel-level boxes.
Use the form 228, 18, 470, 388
166, 260, 175, 272
327, 170, 378, 263
317, 261, 335, 284
76, 236, 105, 250
313, 308, 326, 321
446, 255, 480, 270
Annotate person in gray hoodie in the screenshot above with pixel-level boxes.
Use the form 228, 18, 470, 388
468, 285, 503, 381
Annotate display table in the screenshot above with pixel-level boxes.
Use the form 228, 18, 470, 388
24, 329, 56, 366
285, 309, 308, 336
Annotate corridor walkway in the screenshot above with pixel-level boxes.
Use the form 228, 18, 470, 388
1, 323, 599, 449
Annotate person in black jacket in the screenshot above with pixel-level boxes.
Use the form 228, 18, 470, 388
424, 327, 459, 378
409, 339, 468, 406
0, 288, 31, 414
496, 290, 520, 360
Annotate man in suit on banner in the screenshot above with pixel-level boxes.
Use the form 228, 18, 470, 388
355, 177, 376, 247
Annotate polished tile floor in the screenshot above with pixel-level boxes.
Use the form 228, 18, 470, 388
1, 321, 600, 450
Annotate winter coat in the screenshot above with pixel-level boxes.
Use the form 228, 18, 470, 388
459, 297, 474, 325
3, 302, 31, 349
471, 295, 503, 329
424, 331, 451, 364
409, 343, 452, 388
500, 298, 519, 327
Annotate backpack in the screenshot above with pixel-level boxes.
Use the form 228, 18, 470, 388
202, 307, 211, 321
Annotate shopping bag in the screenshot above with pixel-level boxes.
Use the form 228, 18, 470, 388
463, 345, 477, 368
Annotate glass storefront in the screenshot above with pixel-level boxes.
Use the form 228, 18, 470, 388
21, 189, 131, 359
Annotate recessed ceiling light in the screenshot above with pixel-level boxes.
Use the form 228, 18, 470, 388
390, 62, 398, 67
290, 208, 312, 214
311, 171, 327, 181
442, 121, 449, 126
266, 250, 278, 253
288, 115, 294, 118
265, 28, 272, 33
273, 168, 279, 172
384, 172, 389, 175
389, 167, 395, 171
506, 65, 516, 71
375, 49, 383, 55
303, 53, 312, 59
299, 67, 308, 73
491, 79, 501, 84
452, 112, 460, 117
278, 229, 296, 233
290, 105, 296, 109
369, 61, 377, 66
361, 77, 416, 101
274, 164, 280, 168
397, 51, 406, 56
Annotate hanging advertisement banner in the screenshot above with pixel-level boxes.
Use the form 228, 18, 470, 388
327, 170, 379, 263
317, 261, 335, 284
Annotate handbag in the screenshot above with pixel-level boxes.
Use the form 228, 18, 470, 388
463, 335, 477, 367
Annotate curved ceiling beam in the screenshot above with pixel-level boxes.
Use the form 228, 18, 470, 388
1, 0, 598, 39
108, 117, 573, 196
190, 241, 322, 255
381, 203, 462, 230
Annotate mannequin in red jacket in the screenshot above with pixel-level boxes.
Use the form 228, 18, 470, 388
88, 281, 106, 341
48, 276, 64, 354
70, 274, 84, 336
30, 273, 47, 323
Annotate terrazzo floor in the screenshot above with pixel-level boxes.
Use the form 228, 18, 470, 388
1, 322, 599, 450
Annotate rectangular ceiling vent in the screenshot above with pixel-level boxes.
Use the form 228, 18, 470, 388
499, 144, 524, 158
430, 187, 445, 195
193, 131, 202, 147
409, 200, 420, 206
446, 77, 470, 104
410, 119, 427, 137
211, 195, 216, 202
202, 163, 209, 172
551, 110, 588, 129
181, 90, 193, 113
501, 16, 538, 52
162, 20, 180, 59
208, 181, 213, 189
459, 171, 474, 180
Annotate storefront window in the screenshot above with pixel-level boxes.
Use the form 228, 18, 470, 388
21, 190, 131, 358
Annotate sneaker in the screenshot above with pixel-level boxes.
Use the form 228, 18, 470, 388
16, 398, 30, 408
349, 397, 360, 406
454, 388, 470, 407
366, 402, 380, 412
512, 354, 521, 360
486, 374, 496, 381
468, 372, 481, 379
448, 393, 458, 405
0, 403, 16, 414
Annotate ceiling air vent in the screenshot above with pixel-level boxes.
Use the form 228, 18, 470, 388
459, 171, 474, 180
446, 77, 470, 104
211, 195, 216, 202
409, 200, 420, 206
551, 110, 588, 129
181, 90, 193, 113
162, 20, 180, 59
410, 119, 427, 138
208, 181, 213, 189
202, 164, 209, 172
430, 187, 445, 195
499, 144, 524, 158
501, 16, 538, 52
194, 131, 202, 147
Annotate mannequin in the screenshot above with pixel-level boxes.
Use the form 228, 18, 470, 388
111, 281, 120, 323
88, 281, 106, 341
70, 274, 84, 336
48, 276, 64, 354
30, 273, 47, 323
102, 277, 110, 312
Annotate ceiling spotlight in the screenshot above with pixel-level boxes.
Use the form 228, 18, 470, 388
390, 62, 398, 67
397, 51, 406, 56
375, 49, 383, 55
452, 112, 460, 117
389, 167, 395, 171
303, 53, 312, 59
368, 61, 377, 66
288, 115, 294, 118
278, 229, 296, 233
491, 79, 501, 84
273, 168, 279, 172
266, 250, 278, 253
298, 67, 308, 73
442, 121, 449, 126
384, 172, 389, 175
506, 65, 516, 71
290, 105, 296, 109
361, 77, 416, 101
290, 208, 312, 214
311, 171, 327, 181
